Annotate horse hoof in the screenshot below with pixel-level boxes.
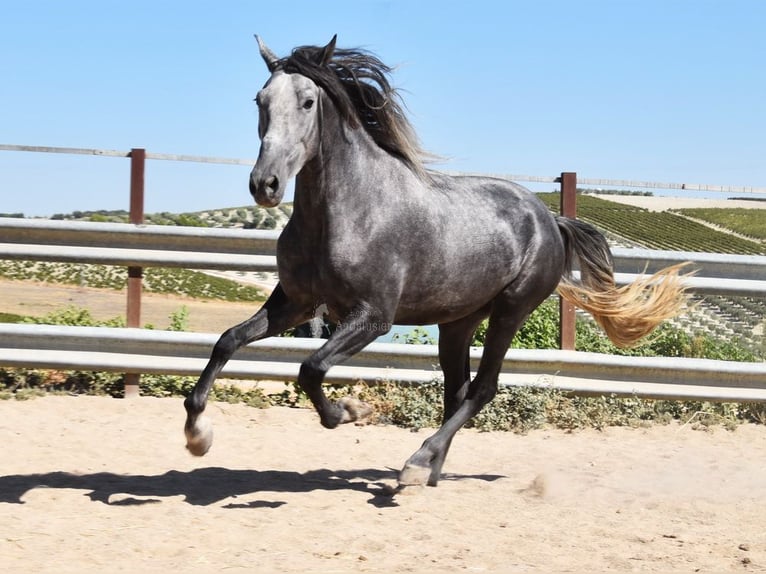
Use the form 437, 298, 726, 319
185, 416, 213, 456
398, 462, 431, 487
338, 397, 372, 424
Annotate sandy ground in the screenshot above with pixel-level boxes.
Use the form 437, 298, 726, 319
2, 195, 765, 572
1, 396, 765, 573
0, 279, 261, 333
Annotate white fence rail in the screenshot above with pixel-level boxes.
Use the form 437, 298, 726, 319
1, 324, 765, 402
4, 144, 766, 194
1, 217, 765, 294
1, 218, 765, 401
0, 217, 279, 271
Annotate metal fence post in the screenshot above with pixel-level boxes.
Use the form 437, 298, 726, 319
125, 148, 145, 398
559, 172, 577, 350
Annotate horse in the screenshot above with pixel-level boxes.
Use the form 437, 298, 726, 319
184, 35, 689, 488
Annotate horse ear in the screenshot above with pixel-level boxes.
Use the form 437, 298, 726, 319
317, 34, 337, 66
255, 35, 279, 72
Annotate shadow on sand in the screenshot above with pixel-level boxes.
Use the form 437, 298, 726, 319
0, 467, 505, 509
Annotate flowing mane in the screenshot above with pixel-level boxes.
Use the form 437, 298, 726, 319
275, 44, 429, 179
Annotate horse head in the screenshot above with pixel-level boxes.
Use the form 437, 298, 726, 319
248, 35, 336, 207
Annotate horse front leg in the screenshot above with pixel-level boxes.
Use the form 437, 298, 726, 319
184, 283, 311, 455
297, 304, 392, 429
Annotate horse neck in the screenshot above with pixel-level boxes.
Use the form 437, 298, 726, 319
293, 96, 396, 220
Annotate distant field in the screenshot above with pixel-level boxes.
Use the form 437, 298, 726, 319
534, 193, 765, 355
671, 208, 766, 242
0, 261, 268, 303
537, 193, 766, 254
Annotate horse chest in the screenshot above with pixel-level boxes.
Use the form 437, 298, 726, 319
276, 223, 366, 295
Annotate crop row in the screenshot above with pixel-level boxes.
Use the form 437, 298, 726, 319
536, 193, 765, 255
676, 295, 765, 357
0, 260, 267, 303
47, 203, 295, 230
702, 295, 766, 330
671, 207, 766, 242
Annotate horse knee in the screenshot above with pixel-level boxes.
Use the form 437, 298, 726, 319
298, 358, 327, 391
212, 328, 241, 360
470, 382, 498, 409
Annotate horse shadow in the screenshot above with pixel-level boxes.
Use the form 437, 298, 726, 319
0, 467, 505, 509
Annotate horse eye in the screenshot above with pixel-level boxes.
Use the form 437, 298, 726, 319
302, 98, 314, 110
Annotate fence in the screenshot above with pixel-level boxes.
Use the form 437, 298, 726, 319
1, 216, 765, 402
1, 144, 765, 400
2, 323, 765, 401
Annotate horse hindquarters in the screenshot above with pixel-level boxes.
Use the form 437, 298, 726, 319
399, 249, 563, 487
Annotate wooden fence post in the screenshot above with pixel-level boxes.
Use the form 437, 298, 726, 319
559, 172, 577, 350
125, 148, 145, 398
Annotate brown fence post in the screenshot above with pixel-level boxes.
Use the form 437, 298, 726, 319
559, 172, 577, 350
125, 148, 145, 398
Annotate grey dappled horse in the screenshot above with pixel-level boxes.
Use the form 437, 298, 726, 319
184, 36, 689, 488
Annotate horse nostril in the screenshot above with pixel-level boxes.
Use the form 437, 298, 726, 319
265, 175, 279, 193
249, 175, 258, 196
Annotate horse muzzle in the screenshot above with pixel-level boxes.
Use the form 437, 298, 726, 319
249, 171, 284, 207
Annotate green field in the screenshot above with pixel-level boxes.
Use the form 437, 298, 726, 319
0, 261, 268, 303
671, 207, 766, 242
537, 193, 766, 255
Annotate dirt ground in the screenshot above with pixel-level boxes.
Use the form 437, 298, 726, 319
1, 395, 765, 573
0, 279, 261, 333
2, 198, 765, 572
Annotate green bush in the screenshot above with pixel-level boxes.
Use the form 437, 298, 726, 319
22, 305, 125, 327
392, 326, 436, 345
2, 305, 268, 406
358, 379, 445, 430
323, 378, 766, 433
358, 297, 763, 432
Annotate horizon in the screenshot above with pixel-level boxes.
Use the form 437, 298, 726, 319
3, 187, 766, 221
2, 1, 765, 215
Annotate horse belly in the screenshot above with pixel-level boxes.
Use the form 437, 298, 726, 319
393, 249, 516, 325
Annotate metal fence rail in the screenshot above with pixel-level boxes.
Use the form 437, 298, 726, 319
1, 211, 765, 402
2, 217, 765, 294
0, 217, 279, 271
4, 144, 765, 194
1, 324, 764, 402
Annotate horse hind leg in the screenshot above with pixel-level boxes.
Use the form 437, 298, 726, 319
398, 311, 487, 486
398, 296, 542, 488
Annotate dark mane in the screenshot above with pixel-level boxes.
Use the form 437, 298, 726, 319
276, 44, 429, 179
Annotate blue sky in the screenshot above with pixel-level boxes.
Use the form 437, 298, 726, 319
2, 0, 765, 216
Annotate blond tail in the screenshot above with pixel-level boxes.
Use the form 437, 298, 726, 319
555, 217, 692, 348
